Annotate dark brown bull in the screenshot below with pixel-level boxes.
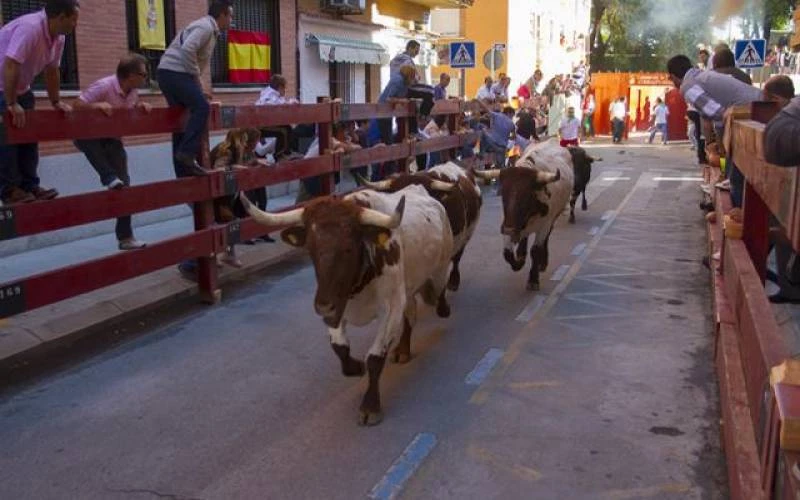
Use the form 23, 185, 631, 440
566, 147, 601, 223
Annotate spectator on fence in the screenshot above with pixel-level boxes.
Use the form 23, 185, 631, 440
367, 64, 414, 180
157, 0, 233, 179
0, 0, 79, 205
558, 106, 581, 147
762, 75, 795, 109
474, 99, 516, 168
389, 40, 420, 81
421, 114, 449, 168
255, 74, 301, 161
667, 54, 762, 208
434, 73, 450, 101
73, 54, 151, 251
209, 128, 250, 267
491, 76, 511, 103
476, 77, 495, 102
515, 107, 538, 144
711, 48, 752, 85
239, 127, 275, 244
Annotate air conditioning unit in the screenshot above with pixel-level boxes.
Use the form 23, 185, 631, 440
320, 0, 366, 15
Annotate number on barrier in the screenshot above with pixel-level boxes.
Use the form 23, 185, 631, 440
220, 106, 237, 129
224, 170, 238, 196
227, 220, 241, 246
0, 207, 17, 241
0, 282, 25, 318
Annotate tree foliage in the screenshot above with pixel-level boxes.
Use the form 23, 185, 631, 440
590, 0, 714, 72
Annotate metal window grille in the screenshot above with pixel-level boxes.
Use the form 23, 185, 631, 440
124, 0, 176, 81
1, 0, 79, 90
211, 0, 280, 87
328, 62, 364, 104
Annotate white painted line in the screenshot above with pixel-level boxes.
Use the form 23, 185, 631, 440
653, 176, 704, 182
600, 177, 631, 181
550, 264, 570, 281
465, 348, 506, 385
516, 295, 548, 323
368, 433, 438, 500
588, 226, 600, 236
571, 243, 588, 256
601, 210, 615, 220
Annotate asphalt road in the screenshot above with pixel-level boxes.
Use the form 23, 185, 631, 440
0, 141, 727, 500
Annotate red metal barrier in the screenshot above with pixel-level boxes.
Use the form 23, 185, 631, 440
0, 99, 477, 319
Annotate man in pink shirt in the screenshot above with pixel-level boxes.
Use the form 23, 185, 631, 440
73, 54, 151, 250
0, 0, 79, 205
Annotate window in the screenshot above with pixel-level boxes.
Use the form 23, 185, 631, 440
1, 0, 79, 90
329, 62, 366, 104
125, 0, 176, 81
211, 0, 280, 87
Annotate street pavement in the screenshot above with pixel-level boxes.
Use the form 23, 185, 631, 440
0, 141, 728, 499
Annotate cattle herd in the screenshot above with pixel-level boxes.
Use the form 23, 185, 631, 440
240, 138, 599, 426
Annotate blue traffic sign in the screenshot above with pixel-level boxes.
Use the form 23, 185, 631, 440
449, 42, 476, 69
734, 39, 766, 69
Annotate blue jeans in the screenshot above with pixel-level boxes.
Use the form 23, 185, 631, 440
480, 132, 507, 168
649, 123, 668, 143
0, 91, 39, 195
156, 69, 210, 177
727, 157, 744, 208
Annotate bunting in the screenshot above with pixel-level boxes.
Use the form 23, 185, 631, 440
228, 30, 271, 84
137, 0, 166, 50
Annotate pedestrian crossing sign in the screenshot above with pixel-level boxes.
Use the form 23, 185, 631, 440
734, 39, 766, 69
449, 41, 476, 69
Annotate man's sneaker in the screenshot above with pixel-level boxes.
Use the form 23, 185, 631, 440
175, 154, 210, 176
700, 184, 713, 195
177, 262, 197, 281
30, 186, 58, 200
1, 186, 35, 205
715, 179, 731, 191
712, 251, 721, 261
118, 238, 146, 250
107, 178, 125, 190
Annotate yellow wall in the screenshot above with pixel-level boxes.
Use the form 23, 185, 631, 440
431, 0, 509, 98
374, 0, 428, 24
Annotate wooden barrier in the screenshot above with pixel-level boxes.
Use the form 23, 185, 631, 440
0, 99, 476, 319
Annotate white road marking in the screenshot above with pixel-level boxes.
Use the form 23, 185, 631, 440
550, 265, 570, 281
515, 295, 548, 323
571, 243, 588, 256
589, 226, 600, 236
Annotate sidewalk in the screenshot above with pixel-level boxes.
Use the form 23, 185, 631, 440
0, 176, 358, 368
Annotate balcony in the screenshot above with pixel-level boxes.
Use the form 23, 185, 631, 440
404, 0, 474, 8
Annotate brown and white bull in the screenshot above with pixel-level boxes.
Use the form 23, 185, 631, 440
360, 160, 482, 291
240, 185, 453, 426
475, 139, 575, 291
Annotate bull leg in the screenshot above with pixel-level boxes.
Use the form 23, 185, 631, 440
359, 354, 387, 426
527, 246, 541, 291
436, 287, 451, 318
504, 235, 527, 272
393, 302, 417, 364
329, 323, 365, 377
581, 190, 588, 211
447, 249, 465, 291
539, 231, 551, 271
569, 192, 577, 223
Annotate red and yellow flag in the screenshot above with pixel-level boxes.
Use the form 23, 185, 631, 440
227, 30, 271, 84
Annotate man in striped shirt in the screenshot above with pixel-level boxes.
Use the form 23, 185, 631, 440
667, 55, 761, 207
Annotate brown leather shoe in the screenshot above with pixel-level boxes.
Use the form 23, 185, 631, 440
29, 186, 59, 200
2, 186, 35, 205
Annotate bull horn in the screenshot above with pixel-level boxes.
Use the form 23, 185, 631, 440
473, 168, 502, 180
359, 195, 405, 229
356, 174, 393, 191
240, 192, 304, 227
536, 169, 561, 184
590, 156, 603, 162
429, 180, 456, 192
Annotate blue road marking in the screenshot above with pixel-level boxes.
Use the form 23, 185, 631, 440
368, 433, 438, 500
571, 243, 588, 256
601, 210, 615, 221
465, 348, 506, 385
589, 226, 600, 236
516, 295, 547, 323
550, 264, 570, 282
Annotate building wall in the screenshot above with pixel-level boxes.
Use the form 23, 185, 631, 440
461, 0, 508, 97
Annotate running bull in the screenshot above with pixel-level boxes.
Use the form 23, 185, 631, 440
566, 146, 601, 223
359, 160, 482, 291
474, 139, 574, 291
241, 186, 453, 426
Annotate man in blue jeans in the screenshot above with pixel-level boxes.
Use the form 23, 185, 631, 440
157, 0, 233, 279
0, 0, 79, 205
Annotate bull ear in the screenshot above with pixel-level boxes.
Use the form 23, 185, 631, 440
280, 226, 307, 247
362, 226, 393, 250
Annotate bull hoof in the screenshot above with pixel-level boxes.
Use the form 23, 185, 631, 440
510, 260, 525, 272
526, 281, 540, 292
436, 298, 451, 318
343, 359, 365, 377
569, 213, 576, 224
358, 409, 384, 427
393, 351, 412, 364
581, 200, 588, 211
447, 271, 461, 291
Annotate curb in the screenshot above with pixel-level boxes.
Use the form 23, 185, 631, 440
0, 242, 302, 372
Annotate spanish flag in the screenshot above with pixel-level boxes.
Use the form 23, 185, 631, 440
228, 30, 271, 84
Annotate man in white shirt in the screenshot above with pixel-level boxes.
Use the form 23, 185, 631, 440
254, 74, 299, 159
559, 106, 581, 147
476, 76, 494, 101
648, 97, 669, 144
609, 97, 627, 143
491, 76, 511, 103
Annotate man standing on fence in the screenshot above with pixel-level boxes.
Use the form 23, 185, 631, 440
156, 0, 233, 178
0, 0, 79, 205
73, 54, 151, 251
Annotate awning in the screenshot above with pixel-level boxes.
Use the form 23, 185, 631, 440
306, 34, 389, 65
